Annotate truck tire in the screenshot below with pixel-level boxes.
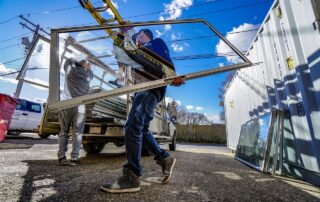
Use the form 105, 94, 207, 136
169, 133, 177, 151
38, 133, 51, 139
83, 142, 105, 154
8, 131, 21, 136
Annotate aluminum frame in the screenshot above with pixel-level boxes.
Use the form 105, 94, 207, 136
15, 35, 51, 95
48, 19, 252, 110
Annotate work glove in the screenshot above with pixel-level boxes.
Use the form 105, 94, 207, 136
171, 77, 185, 87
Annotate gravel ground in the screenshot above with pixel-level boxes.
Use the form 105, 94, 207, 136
0, 133, 319, 202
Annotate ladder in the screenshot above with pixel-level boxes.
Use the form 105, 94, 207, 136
79, 0, 133, 47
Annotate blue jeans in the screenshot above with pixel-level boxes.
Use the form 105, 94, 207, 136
123, 91, 169, 176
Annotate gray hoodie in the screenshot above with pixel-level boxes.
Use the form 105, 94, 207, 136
64, 59, 93, 98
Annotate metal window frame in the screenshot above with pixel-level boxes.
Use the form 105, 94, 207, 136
48, 19, 252, 110
15, 35, 51, 93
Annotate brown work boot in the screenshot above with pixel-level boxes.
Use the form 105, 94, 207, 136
156, 157, 176, 184
101, 168, 141, 193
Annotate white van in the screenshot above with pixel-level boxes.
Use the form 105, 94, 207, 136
8, 99, 44, 135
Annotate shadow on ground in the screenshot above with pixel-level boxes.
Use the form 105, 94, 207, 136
16, 151, 320, 202
1, 134, 59, 150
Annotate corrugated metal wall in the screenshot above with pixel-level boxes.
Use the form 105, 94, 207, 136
225, 0, 320, 184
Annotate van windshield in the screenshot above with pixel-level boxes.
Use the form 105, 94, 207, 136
16, 99, 27, 111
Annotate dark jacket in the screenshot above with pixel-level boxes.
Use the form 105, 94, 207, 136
143, 38, 174, 101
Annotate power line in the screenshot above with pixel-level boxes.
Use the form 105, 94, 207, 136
0, 70, 20, 77
0, 43, 20, 51
25, 1, 102, 16
1, 51, 47, 65
0, 1, 102, 26
0, 32, 32, 43
168, 28, 259, 43
0, 16, 19, 25
0, 0, 222, 30
0, 67, 48, 77
123, 0, 224, 20
2, 57, 26, 65
0, 0, 265, 43
182, 0, 272, 18
26, 6, 83, 16
44, 0, 224, 29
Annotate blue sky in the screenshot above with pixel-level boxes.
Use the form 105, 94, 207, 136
0, 0, 273, 122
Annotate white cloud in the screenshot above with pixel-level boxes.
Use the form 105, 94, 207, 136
186, 105, 194, 110
204, 113, 224, 124
165, 96, 181, 106
163, 0, 193, 20
158, 0, 193, 33
105, 0, 119, 17
155, 30, 163, 38
75, 31, 112, 55
0, 39, 51, 91
171, 43, 184, 52
170, 34, 189, 51
0, 64, 18, 84
171, 33, 182, 40
0, 63, 16, 74
216, 23, 259, 63
195, 106, 203, 110
164, 24, 172, 31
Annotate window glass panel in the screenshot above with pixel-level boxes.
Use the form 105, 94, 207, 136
236, 113, 271, 170
20, 38, 50, 101
56, 21, 246, 104
27, 102, 41, 113
16, 99, 27, 111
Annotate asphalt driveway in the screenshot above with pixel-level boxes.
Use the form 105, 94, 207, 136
0, 133, 319, 201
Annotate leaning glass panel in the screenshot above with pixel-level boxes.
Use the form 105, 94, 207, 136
236, 113, 271, 170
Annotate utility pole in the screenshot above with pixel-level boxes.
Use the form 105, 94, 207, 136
14, 15, 49, 98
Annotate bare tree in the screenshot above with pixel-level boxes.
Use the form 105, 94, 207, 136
218, 71, 235, 122
166, 100, 213, 125
166, 99, 179, 118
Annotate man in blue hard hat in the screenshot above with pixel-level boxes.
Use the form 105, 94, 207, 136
101, 29, 184, 193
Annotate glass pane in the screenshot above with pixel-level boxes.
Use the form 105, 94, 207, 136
57, 21, 246, 103
282, 110, 300, 174
267, 111, 279, 171
267, 111, 283, 173
236, 113, 271, 170
20, 38, 50, 101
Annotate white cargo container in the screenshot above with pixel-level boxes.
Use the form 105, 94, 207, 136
225, 0, 320, 185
